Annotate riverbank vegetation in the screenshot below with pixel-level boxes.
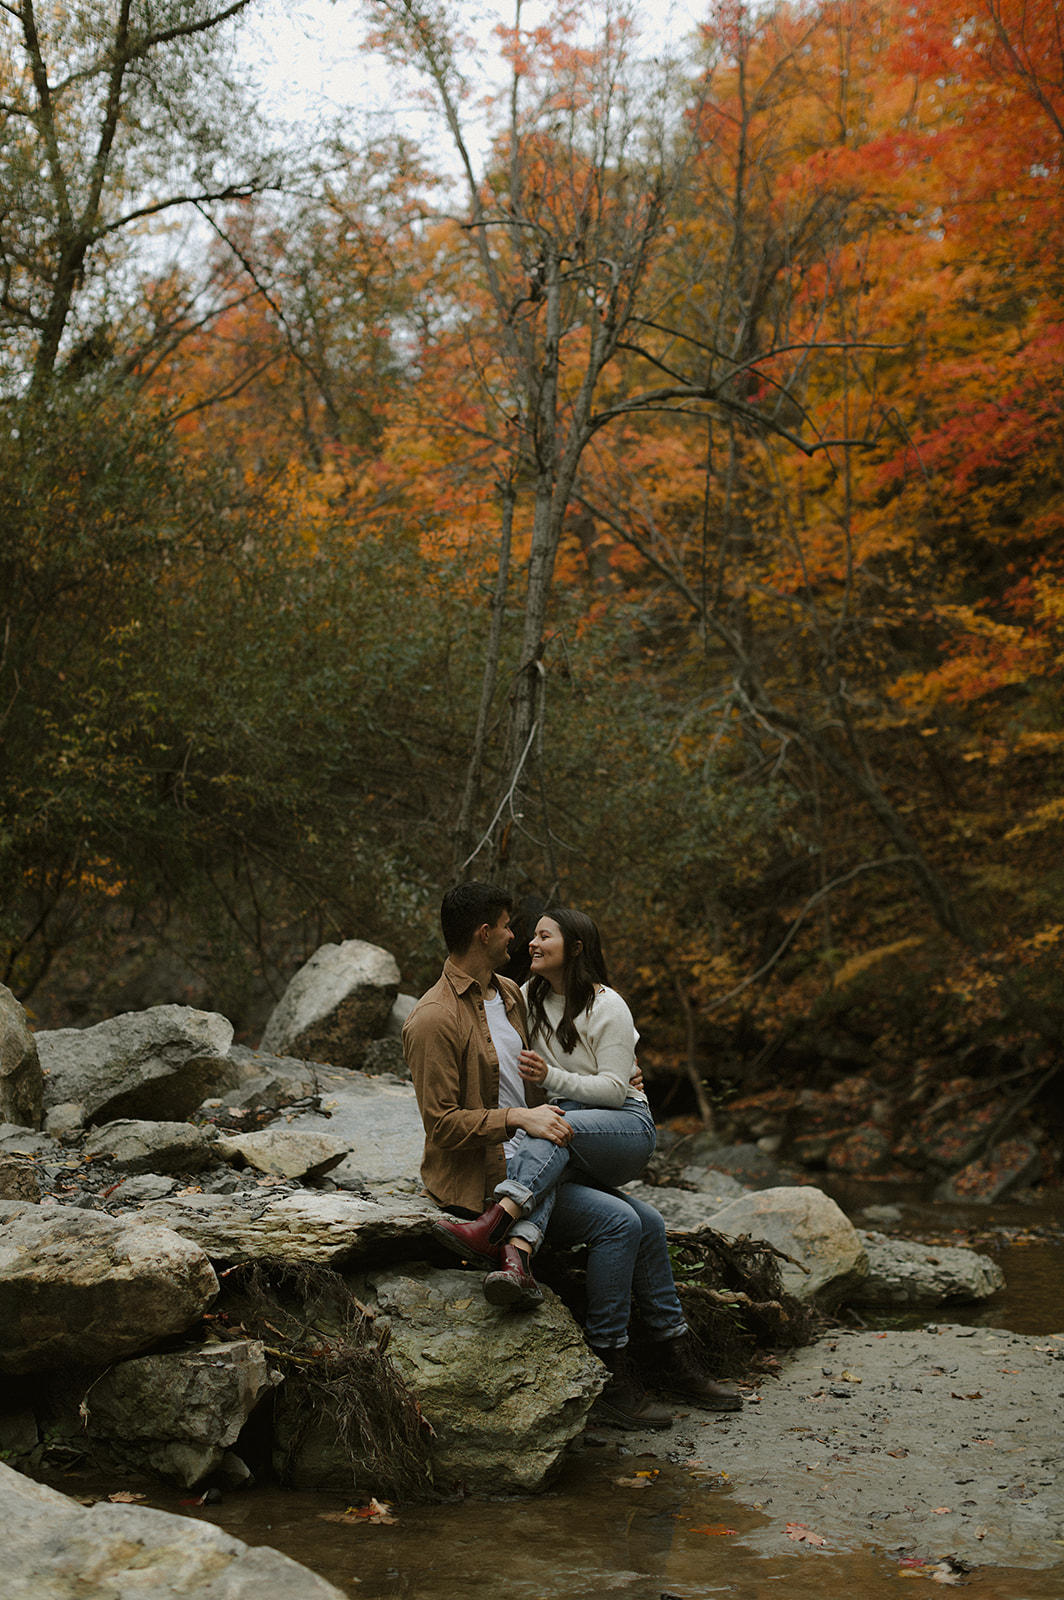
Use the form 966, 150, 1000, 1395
1, 0, 1061, 1157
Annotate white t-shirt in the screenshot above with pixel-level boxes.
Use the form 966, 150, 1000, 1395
484, 987, 526, 1158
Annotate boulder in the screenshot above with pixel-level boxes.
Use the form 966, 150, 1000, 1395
384, 993, 417, 1038
350, 1262, 603, 1494
0, 1459, 347, 1599
0, 1208, 218, 1373
358, 1037, 410, 1079
125, 1189, 439, 1266
82, 1340, 280, 1487
677, 1167, 748, 1200
706, 1185, 869, 1306
83, 1120, 216, 1175
938, 1137, 1043, 1202
0, 1158, 40, 1202
622, 1180, 753, 1230
216, 1045, 320, 1111
284, 1068, 425, 1192
36, 1006, 235, 1129
848, 1230, 1006, 1307
0, 986, 43, 1130
213, 1129, 349, 1182
260, 941, 400, 1070
702, 1142, 782, 1189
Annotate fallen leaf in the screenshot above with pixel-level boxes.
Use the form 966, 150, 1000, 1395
932, 1506, 951, 1514
615, 1476, 653, 1488
950, 1391, 982, 1399
690, 1524, 738, 1536
786, 1522, 828, 1546
999, 1368, 1019, 1374
886, 1448, 909, 1458
108, 1491, 146, 1503
634, 1469, 659, 1479
319, 1498, 397, 1525
840, 1371, 862, 1383
449, 1297, 473, 1311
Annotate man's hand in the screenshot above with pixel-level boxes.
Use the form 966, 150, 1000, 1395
511, 1104, 572, 1145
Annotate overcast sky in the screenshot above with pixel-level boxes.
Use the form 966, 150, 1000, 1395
243, 0, 709, 168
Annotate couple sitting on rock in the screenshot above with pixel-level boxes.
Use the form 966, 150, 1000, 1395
402, 881, 741, 1429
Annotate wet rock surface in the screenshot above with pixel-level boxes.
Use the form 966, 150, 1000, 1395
669, 1324, 1064, 1570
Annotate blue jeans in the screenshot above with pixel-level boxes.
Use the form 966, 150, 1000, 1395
496, 1097, 656, 1249
545, 1179, 688, 1349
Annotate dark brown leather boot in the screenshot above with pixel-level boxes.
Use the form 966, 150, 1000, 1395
483, 1243, 544, 1310
654, 1333, 743, 1411
589, 1345, 673, 1430
431, 1202, 512, 1269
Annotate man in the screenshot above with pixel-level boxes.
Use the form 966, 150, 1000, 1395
403, 880, 742, 1428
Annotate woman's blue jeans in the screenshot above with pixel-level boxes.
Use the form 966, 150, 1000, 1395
495, 1099, 685, 1348
496, 1097, 656, 1248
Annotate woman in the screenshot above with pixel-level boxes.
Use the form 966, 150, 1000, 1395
433, 907, 742, 1427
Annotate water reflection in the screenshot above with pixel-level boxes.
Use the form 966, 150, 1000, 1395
53, 1450, 1064, 1600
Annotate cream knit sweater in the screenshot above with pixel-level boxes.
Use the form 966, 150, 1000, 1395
521, 983, 648, 1108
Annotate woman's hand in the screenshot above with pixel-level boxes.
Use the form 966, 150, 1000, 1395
630, 1059, 645, 1094
519, 1048, 549, 1085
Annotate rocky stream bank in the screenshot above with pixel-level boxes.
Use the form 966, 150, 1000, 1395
1, 939, 1061, 1596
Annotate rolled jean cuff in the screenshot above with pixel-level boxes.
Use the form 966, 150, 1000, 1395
508, 1218, 543, 1249
652, 1320, 688, 1341
494, 1177, 534, 1210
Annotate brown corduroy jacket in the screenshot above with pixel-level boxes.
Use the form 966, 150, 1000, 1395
402, 956, 545, 1213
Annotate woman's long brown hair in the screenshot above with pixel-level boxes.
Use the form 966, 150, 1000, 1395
526, 907, 610, 1055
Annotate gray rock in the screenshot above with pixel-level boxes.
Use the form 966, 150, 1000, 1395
359, 1037, 410, 1079
706, 1185, 869, 1306
622, 1181, 754, 1229
107, 1174, 178, 1203
679, 1166, 748, 1199
0, 987, 43, 1130
351, 1262, 604, 1494
260, 941, 400, 1070
213, 1129, 349, 1181
36, 1006, 236, 1127
0, 1124, 55, 1155
859, 1203, 903, 1226
83, 1120, 216, 1175
0, 1208, 218, 1373
849, 1230, 1006, 1307
217, 1046, 320, 1109
83, 1340, 280, 1487
384, 993, 417, 1038
0, 1158, 40, 1202
283, 1068, 425, 1191
125, 1189, 439, 1266
0, 1459, 348, 1598
703, 1142, 782, 1189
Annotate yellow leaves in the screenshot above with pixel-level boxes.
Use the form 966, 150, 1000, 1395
831, 937, 924, 989
1004, 799, 1064, 842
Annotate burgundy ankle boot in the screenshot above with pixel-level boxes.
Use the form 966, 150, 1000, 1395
483, 1243, 544, 1310
432, 1202, 512, 1269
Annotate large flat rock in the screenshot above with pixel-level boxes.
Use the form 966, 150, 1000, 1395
125, 1189, 439, 1265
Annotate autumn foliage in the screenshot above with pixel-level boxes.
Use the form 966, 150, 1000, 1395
2, 0, 1062, 1146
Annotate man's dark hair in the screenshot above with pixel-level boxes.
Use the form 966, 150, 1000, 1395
440, 881, 513, 954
